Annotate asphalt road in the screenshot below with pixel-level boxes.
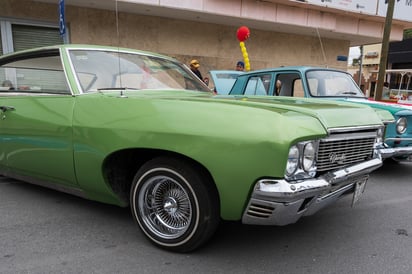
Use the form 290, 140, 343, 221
1, 161, 411, 274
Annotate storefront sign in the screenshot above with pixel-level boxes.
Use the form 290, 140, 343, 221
59, 0, 66, 36
304, 0, 378, 15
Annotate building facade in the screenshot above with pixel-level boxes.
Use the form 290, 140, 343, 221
348, 43, 382, 97
349, 39, 412, 98
1, 0, 412, 81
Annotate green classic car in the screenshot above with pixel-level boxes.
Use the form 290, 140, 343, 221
0, 45, 387, 252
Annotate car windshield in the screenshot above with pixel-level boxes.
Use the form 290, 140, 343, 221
69, 49, 210, 93
306, 70, 365, 98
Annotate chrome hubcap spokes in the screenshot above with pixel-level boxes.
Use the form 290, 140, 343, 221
139, 176, 192, 239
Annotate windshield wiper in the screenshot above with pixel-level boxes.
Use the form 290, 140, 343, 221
97, 87, 140, 91
340, 91, 358, 95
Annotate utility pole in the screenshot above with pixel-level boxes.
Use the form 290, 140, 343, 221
375, 0, 395, 100
358, 45, 363, 87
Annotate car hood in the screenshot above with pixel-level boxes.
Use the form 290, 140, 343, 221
344, 98, 412, 116
99, 90, 384, 129
217, 95, 384, 128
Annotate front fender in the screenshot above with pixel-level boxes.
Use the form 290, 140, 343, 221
72, 95, 327, 220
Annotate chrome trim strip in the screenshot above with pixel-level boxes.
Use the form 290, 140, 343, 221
253, 157, 381, 201
322, 132, 377, 141
378, 146, 412, 160
327, 125, 381, 134
0, 172, 86, 198
385, 137, 412, 142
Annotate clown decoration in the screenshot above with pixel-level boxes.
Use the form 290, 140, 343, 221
236, 26, 251, 71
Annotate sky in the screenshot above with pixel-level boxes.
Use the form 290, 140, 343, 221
348, 46, 361, 64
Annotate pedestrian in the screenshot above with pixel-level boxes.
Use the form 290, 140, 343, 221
235, 61, 244, 71
382, 81, 390, 98
189, 59, 203, 81
203, 77, 209, 86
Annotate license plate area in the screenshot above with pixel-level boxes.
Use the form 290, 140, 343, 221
351, 176, 368, 207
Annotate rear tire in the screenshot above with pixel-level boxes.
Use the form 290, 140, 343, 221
130, 156, 219, 252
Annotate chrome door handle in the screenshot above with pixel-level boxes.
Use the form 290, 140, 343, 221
0, 105, 15, 120
0, 106, 15, 112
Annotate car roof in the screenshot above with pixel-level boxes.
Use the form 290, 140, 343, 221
236, 66, 348, 75
0, 44, 177, 65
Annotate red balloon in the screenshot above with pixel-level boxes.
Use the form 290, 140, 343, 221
236, 26, 250, 42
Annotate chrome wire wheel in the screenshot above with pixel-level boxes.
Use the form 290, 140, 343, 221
138, 174, 193, 239
131, 157, 219, 252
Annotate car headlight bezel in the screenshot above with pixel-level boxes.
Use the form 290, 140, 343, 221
285, 145, 299, 176
285, 141, 318, 180
376, 126, 384, 144
302, 142, 316, 172
396, 117, 407, 134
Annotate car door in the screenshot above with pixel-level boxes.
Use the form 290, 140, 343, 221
243, 74, 273, 95
0, 52, 78, 188
0, 93, 9, 172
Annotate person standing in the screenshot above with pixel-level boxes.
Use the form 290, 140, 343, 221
189, 59, 203, 81
235, 61, 244, 71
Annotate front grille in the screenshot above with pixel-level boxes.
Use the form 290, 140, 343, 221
316, 129, 377, 172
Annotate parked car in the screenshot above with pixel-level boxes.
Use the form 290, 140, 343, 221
209, 70, 243, 94
0, 46, 387, 252
222, 66, 412, 161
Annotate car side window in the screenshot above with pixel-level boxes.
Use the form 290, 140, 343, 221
244, 74, 271, 95
292, 79, 305, 97
0, 55, 70, 95
276, 73, 302, 97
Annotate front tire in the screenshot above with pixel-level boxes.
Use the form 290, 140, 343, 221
130, 157, 219, 252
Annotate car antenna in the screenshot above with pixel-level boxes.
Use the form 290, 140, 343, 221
115, 0, 127, 98
316, 27, 328, 68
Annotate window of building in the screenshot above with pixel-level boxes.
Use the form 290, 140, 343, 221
0, 19, 64, 55
12, 24, 63, 52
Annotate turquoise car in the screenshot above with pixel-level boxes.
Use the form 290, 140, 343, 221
227, 66, 412, 161
0, 46, 387, 252
209, 70, 243, 94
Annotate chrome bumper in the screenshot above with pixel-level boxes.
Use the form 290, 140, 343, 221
378, 143, 412, 161
242, 157, 382, 226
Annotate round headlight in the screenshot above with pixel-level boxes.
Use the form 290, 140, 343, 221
286, 145, 299, 176
396, 117, 407, 134
302, 142, 316, 171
